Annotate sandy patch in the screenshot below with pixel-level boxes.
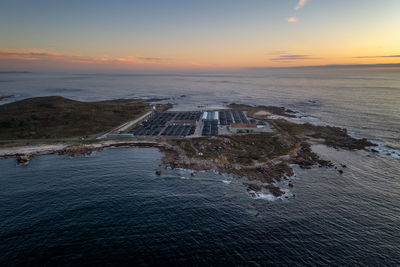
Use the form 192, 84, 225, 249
254, 110, 272, 116
0, 144, 67, 157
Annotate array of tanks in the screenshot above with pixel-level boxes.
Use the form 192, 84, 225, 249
202, 120, 218, 136
129, 112, 176, 136
129, 109, 251, 137
219, 110, 248, 125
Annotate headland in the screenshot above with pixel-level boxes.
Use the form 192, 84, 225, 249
0, 96, 376, 198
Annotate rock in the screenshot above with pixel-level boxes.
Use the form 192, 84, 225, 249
371, 149, 379, 153
190, 172, 195, 176
17, 155, 31, 164
59, 145, 99, 156
341, 164, 347, 168
338, 170, 343, 174
155, 170, 161, 176
246, 183, 262, 192
288, 182, 294, 188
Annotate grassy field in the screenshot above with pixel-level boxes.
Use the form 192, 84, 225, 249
0, 96, 160, 139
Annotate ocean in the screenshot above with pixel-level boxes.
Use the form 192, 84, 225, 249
0, 69, 399, 265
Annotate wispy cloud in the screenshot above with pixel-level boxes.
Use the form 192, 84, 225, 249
270, 54, 320, 61
0, 48, 168, 65
136, 56, 163, 61
295, 0, 308, 10
286, 17, 298, 23
353, 55, 400, 58
265, 51, 288, 56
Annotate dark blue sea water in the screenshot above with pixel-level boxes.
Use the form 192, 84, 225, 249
0, 69, 399, 265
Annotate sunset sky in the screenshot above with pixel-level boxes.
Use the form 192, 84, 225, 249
1, 0, 400, 71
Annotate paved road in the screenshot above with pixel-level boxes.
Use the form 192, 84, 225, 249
96, 109, 154, 139
118, 110, 153, 132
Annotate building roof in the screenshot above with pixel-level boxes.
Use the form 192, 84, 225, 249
230, 123, 257, 128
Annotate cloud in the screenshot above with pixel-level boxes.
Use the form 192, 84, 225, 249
353, 55, 400, 58
286, 17, 298, 23
136, 56, 163, 61
0, 48, 168, 65
295, 0, 308, 10
270, 54, 320, 61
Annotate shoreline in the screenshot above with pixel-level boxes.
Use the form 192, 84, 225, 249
0, 97, 378, 198
0, 137, 341, 198
0, 140, 172, 159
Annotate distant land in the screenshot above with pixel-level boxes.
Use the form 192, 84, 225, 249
1, 62, 400, 75
0, 71, 32, 74
248, 63, 400, 70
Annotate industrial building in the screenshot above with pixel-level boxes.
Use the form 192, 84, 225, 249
202, 111, 219, 121
106, 108, 268, 138
202, 120, 218, 136
229, 123, 263, 133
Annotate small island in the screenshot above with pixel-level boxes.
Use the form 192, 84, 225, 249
0, 96, 375, 198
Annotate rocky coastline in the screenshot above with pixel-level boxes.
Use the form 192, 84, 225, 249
0, 102, 377, 198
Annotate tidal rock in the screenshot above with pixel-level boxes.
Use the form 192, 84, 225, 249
17, 155, 31, 164
155, 170, 161, 176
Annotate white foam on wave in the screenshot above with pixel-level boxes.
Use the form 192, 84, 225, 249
304, 100, 321, 106
248, 188, 292, 201
370, 142, 400, 160
269, 112, 325, 127
252, 192, 277, 201
222, 180, 231, 184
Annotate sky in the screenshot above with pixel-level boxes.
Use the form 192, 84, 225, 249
0, 0, 400, 72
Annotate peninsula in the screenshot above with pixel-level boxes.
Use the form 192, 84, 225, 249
0, 96, 376, 198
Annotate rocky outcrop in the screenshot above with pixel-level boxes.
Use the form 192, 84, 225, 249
17, 155, 31, 164
58, 145, 101, 156
290, 142, 333, 169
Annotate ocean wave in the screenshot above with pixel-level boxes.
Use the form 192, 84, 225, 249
370, 142, 400, 160
304, 100, 321, 106
250, 191, 277, 201
44, 87, 85, 93
248, 188, 293, 201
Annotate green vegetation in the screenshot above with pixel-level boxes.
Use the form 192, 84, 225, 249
269, 119, 374, 150
168, 133, 295, 165
0, 96, 157, 139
